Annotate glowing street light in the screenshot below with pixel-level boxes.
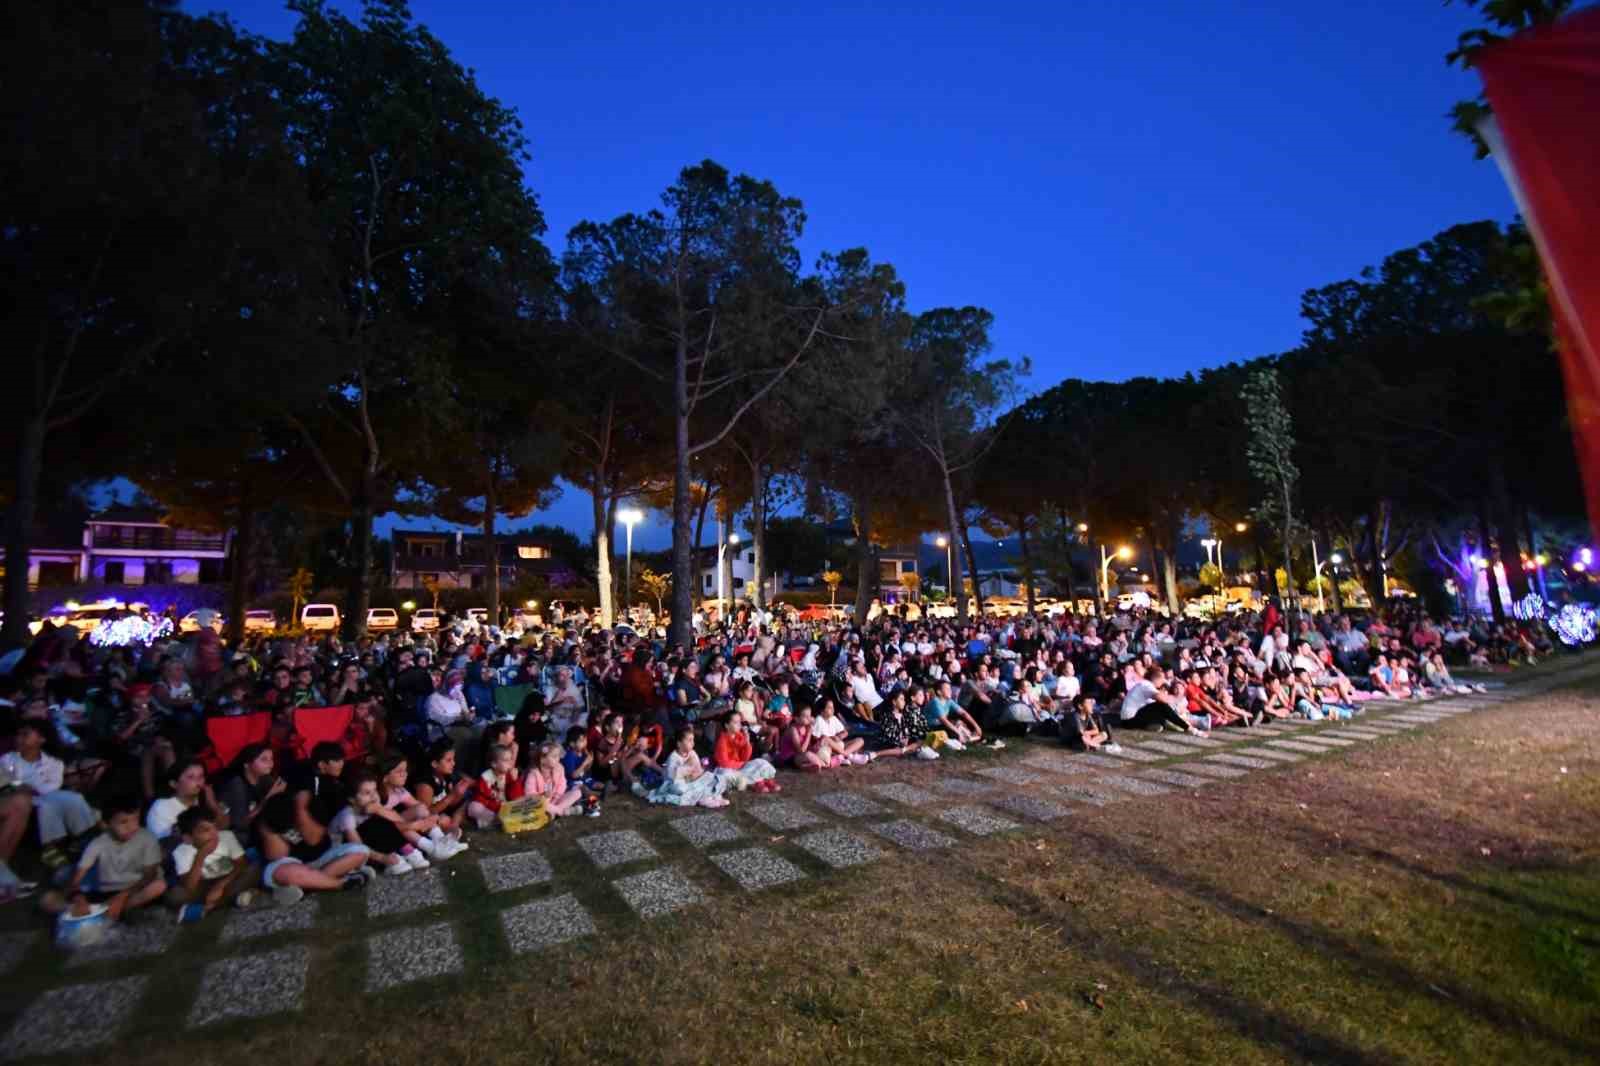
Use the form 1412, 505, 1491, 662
618, 507, 644, 614
401, 600, 416, 611
1100, 544, 1132, 604
935, 535, 953, 595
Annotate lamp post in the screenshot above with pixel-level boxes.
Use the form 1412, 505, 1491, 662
1100, 544, 1132, 604
935, 535, 953, 599
618, 507, 643, 617
1310, 538, 1326, 614
717, 530, 741, 613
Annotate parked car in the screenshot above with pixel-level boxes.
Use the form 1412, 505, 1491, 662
242, 610, 278, 633
300, 603, 341, 632
465, 607, 489, 626
179, 610, 224, 634
796, 604, 835, 622
411, 607, 441, 632
366, 607, 399, 631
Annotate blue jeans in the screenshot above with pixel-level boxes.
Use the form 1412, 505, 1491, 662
262, 842, 368, 888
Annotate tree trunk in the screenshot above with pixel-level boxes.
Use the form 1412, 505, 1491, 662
1016, 516, 1036, 615
483, 459, 500, 629
346, 466, 375, 640
1, 414, 45, 650
669, 337, 694, 648
1324, 527, 1343, 614
1055, 510, 1078, 610
750, 457, 767, 610
1478, 504, 1506, 624
1159, 547, 1181, 616
226, 484, 253, 646
691, 487, 711, 590
940, 469, 967, 623
592, 484, 614, 628
853, 503, 874, 624
1490, 459, 1529, 601
960, 520, 984, 618
1358, 507, 1386, 608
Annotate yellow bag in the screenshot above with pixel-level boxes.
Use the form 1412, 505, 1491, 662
499, 795, 550, 833
925, 729, 949, 750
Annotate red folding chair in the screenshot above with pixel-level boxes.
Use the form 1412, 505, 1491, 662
202, 712, 272, 775
291, 705, 355, 761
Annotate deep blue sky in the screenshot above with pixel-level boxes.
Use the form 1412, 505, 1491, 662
199, 0, 1516, 549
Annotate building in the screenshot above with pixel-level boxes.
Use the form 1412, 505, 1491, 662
696, 541, 758, 600
389, 529, 561, 590
821, 522, 920, 602
83, 507, 229, 586
0, 514, 87, 589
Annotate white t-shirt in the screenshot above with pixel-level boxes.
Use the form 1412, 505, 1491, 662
146, 796, 194, 839
812, 715, 847, 741
1120, 679, 1161, 721
172, 829, 246, 881
848, 673, 883, 711
1053, 675, 1081, 701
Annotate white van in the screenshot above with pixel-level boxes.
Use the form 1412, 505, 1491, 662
366, 607, 399, 631
301, 603, 341, 632
243, 610, 278, 632
465, 607, 489, 626
411, 607, 441, 632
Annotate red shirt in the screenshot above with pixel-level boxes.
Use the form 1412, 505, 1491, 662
713, 729, 753, 770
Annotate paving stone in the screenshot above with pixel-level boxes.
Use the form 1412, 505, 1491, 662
1044, 784, 1116, 808
745, 799, 825, 831
1184, 760, 1251, 779
367, 920, 463, 991
612, 866, 704, 919
974, 765, 1046, 785
1274, 717, 1316, 728
1265, 739, 1335, 755
1019, 752, 1096, 775
501, 893, 597, 954
1094, 773, 1173, 796
868, 819, 959, 850
0, 931, 38, 976
1161, 733, 1226, 748
578, 829, 659, 869
868, 782, 939, 807
812, 791, 889, 818
794, 828, 885, 868
1141, 768, 1217, 788
220, 899, 317, 943
1236, 746, 1303, 763
1072, 753, 1125, 769
711, 847, 809, 891
1290, 734, 1358, 747
1323, 728, 1386, 740
936, 805, 1022, 836
998, 787, 1088, 813
480, 849, 554, 892
188, 946, 309, 1028
1363, 722, 1418, 733
669, 813, 746, 847
367, 868, 450, 918
1101, 745, 1164, 763
65, 916, 177, 968
1205, 752, 1278, 770
1136, 739, 1199, 756
930, 776, 997, 796
2, 975, 146, 1059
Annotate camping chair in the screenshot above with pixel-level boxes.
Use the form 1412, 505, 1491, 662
200, 712, 272, 776
291, 705, 355, 761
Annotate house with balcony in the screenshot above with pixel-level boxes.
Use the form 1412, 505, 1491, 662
83, 507, 229, 585
821, 522, 920, 602
390, 529, 561, 590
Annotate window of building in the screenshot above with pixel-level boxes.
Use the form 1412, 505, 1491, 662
733, 577, 745, 589
103, 561, 126, 584
703, 574, 713, 591
746, 551, 754, 564
517, 545, 550, 560
37, 562, 76, 587
410, 539, 440, 557
145, 561, 173, 584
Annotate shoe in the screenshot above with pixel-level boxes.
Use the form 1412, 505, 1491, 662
586, 805, 602, 817
1103, 742, 1123, 754
272, 884, 305, 907
342, 873, 367, 891
413, 836, 438, 857
358, 864, 380, 885
385, 860, 412, 876
176, 902, 206, 924
944, 738, 966, 751
915, 746, 940, 760
989, 739, 1006, 751
234, 890, 257, 910
403, 850, 430, 870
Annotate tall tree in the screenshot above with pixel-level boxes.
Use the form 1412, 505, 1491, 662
1242, 368, 1301, 610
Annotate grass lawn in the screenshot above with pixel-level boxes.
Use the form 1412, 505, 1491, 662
2, 666, 1597, 1065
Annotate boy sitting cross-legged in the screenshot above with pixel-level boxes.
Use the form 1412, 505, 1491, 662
41, 798, 165, 923
170, 806, 259, 922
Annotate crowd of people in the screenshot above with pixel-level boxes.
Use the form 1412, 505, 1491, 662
0, 594, 1555, 938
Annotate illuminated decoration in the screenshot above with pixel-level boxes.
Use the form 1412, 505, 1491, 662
1512, 593, 1546, 621
88, 615, 174, 647
1549, 603, 1598, 647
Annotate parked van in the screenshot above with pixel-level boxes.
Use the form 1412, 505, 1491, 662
366, 607, 399, 631
301, 603, 341, 632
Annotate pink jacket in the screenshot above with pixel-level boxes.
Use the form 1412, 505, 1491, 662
523, 763, 569, 799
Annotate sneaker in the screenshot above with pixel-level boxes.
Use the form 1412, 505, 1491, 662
341, 873, 367, 891
989, 739, 1006, 751
943, 738, 966, 751
915, 746, 940, 760
585, 805, 602, 818
272, 884, 305, 907
357, 864, 380, 885
403, 850, 430, 871
234, 890, 257, 910
385, 860, 412, 877
1103, 742, 1123, 754
176, 902, 206, 924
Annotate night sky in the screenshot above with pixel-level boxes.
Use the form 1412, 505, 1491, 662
200, 0, 1518, 548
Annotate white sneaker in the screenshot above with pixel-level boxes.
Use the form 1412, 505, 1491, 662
1103, 742, 1124, 754
404, 850, 431, 870
943, 738, 966, 751
272, 884, 304, 907
989, 739, 1006, 750
385, 860, 412, 876
915, 746, 940, 760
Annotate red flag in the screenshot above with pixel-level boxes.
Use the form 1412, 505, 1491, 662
1474, 9, 1600, 537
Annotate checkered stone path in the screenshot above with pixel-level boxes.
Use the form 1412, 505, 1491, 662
1185, 760, 1252, 779
1102, 745, 1165, 763
1205, 752, 1280, 770
2, 975, 147, 1059
1266, 739, 1337, 755
221, 899, 318, 943
501, 893, 597, 954
480, 849, 554, 892
1161, 733, 1226, 749
937, 805, 1022, 836
1362, 719, 1418, 731
65, 917, 177, 968
1071, 753, 1126, 769
812, 791, 890, 818
1096, 774, 1173, 797
869, 819, 959, 851
931, 776, 998, 796
612, 866, 705, 919
991, 791, 1080, 819
1236, 746, 1304, 763
367, 868, 450, 918
1020, 752, 1095, 775
367, 920, 463, 991
711, 847, 809, 892
1141, 767, 1217, 788
1323, 728, 1387, 740
794, 828, 885, 868
1045, 784, 1118, 808
669, 813, 746, 847
745, 799, 826, 831
578, 829, 659, 869
868, 782, 940, 807
188, 946, 310, 1028
1290, 734, 1358, 747
1136, 739, 1201, 757
974, 765, 1047, 785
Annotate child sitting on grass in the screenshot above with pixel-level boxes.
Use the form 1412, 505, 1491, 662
411, 740, 474, 835
171, 806, 257, 922
525, 741, 586, 818
42, 798, 165, 923
560, 728, 605, 815
645, 728, 730, 807
331, 772, 430, 877
468, 744, 524, 829
712, 717, 778, 792
377, 753, 466, 859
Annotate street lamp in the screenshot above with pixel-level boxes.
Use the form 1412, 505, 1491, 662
618, 507, 643, 615
935, 535, 953, 598
717, 530, 741, 611
1100, 544, 1132, 604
